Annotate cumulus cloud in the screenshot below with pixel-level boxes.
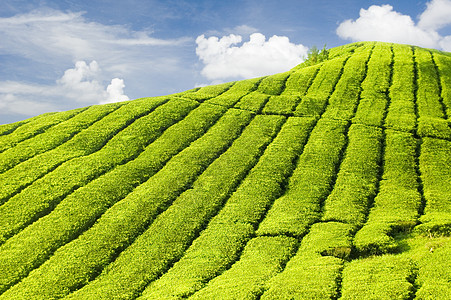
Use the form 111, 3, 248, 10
57, 61, 105, 102
0, 8, 191, 122
196, 33, 308, 81
336, 1, 451, 51
0, 60, 128, 116
103, 79, 130, 104
418, 0, 451, 31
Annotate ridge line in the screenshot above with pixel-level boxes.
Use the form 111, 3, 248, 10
0, 103, 124, 175
0, 107, 89, 155
0, 100, 161, 207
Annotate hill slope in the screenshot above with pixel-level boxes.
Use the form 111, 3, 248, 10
0, 42, 450, 299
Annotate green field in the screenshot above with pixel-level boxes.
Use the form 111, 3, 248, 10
0, 42, 450, 299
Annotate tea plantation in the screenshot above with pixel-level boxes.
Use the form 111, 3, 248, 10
0, 42, 450, 299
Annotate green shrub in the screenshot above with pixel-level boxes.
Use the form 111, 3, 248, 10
234, 91, 270, 113
322, 42, 374, 120
415, 240, 451, 299
0, 103, 122, 173
0, 122, 24, 136
416, 137, 451, 236
262, 254, 343, 300
385, 44, 416, 132
0, 115, 46, 136
415, 48, 451, 139
0, 99, 218, 295
340, 255, 416, 300
300, 45, 329, 67
0, 105, 251, 299
65, 114, 284, 299
0, 98, 198, 246
353, 43, 392, 127
190, 236, 297, 299
205, 77, 261, 107
262, 222, 351, 299
354, 130, 421, 255
322, 124, 383, 227
262, 95, 300, 115
257, 71, 291, 95
182, 82, 235, 101
328, 42, 365, 59
433, 52, 451, 117
417, 116, 451, 139
257, 118, 348, 237
294, 55, 349, 117
283, 64, 320, 96
140, 116, 315, 299
0, 97, 168, 205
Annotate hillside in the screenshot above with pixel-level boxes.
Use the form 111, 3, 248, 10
0, 41, 450, 299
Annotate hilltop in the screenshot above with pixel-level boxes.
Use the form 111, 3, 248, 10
0, 42, 450, 299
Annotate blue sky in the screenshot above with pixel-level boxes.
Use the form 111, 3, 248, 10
1, 0, 451, 124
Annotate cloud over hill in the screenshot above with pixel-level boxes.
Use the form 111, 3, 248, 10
337, 0, 451, 51
196, 33, 308, 81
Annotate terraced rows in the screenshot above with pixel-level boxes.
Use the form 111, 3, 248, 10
0, 42, 450, 299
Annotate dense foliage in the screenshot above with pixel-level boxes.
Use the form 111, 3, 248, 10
0, 42, 450, 299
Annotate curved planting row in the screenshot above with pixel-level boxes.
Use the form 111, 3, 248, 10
0, 105, 253, 298
0, 108, 86, 153
0, 97, 169, 205
65, 114, 285, 299
0, 103, 123, 174
414, 48, 451, 140
0, 98, 197, 246
140, 116, 316, 299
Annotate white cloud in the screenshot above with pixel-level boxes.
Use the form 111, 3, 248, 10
57, 61, 105, 103
336, 2, 451, 50
0, 8, 192, 120
439, 35, 451, 51
56, 61, 128, 104
0, 8, 189, 63
103, 78, 130, 104
0, 61, 129, 116
418, 0, 451, 31
0, 92, 57, 116
225, 25, 259, 36
196, 33, 308, 81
